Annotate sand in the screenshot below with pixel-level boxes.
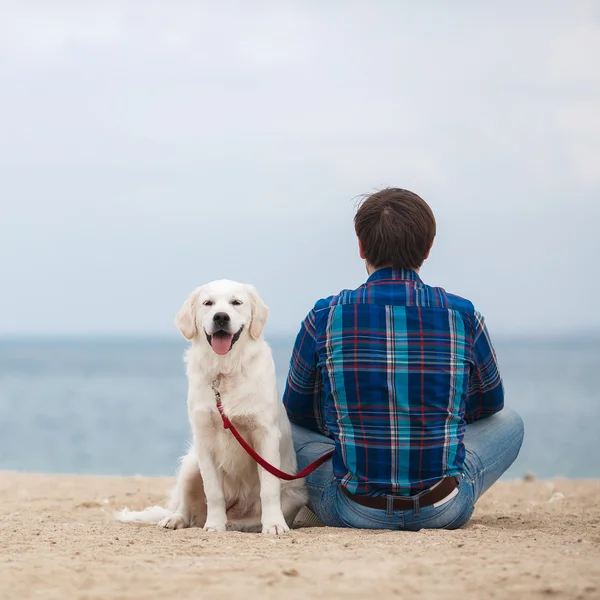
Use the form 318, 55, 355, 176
0, 472, 599, 600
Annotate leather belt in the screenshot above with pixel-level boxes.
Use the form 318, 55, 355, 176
342, 476, 459, 511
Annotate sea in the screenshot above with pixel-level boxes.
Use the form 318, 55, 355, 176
0, 337, 598, 480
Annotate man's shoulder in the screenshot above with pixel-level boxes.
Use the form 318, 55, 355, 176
430, 285, 477, 316
310, 282, 367, 313
311, 291, 350, 313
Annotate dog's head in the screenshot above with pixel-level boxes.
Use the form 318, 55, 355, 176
175, 279, 269, 354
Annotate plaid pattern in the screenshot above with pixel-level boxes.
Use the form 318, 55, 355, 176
283, 268, 504, 496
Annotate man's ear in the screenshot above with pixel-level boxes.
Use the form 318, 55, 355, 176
175, 287, 201, 340
246, 284, 269, 340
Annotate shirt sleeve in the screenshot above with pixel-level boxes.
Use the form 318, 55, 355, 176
282, 308, 330, 435
465, 311, 505, 424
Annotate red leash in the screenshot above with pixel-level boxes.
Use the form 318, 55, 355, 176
215, 395, 334, 481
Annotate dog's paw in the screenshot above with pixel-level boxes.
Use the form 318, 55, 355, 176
262, 521, 290, 535
203, 521, 227, 533
158, 514, 189, 530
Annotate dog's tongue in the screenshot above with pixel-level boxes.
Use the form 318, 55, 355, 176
211, 332, 233, 355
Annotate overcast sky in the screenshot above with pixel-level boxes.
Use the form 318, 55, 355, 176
0, 0, 599, 338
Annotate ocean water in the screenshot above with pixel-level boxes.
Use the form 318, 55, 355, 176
0, 337, 598, 479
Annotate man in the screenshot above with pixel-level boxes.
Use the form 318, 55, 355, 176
283, 188, 524, 529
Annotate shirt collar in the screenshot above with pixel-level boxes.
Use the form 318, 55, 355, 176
366, 267, 422, 284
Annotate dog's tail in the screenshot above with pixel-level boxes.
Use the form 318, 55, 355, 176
114, 506, 172, 524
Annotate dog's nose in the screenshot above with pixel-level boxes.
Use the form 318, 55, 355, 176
213, 312, 231, 325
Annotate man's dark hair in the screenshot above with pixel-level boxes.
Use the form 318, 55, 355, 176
354, 188, 436, 270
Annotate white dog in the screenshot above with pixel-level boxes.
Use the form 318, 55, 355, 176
116, 280, 306, 534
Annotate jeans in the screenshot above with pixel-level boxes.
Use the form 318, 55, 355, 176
292, 407, 524, 530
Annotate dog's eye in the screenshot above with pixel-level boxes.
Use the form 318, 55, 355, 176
203, 300, 214, 306
231, 299, 242, 306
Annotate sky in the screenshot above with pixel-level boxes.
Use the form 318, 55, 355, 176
0, 0, 599, 338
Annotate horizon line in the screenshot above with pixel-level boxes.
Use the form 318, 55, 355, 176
1, 332, 599, 343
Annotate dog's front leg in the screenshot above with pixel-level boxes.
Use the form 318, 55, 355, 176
255, 429, 289, 535
192, 411, 227, 533
196, 450, 227, 532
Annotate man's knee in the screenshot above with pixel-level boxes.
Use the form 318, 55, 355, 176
464, 406, 525, 472
497, 407, 525, 451
480, 407, 525, 470
290, 423, 335, 455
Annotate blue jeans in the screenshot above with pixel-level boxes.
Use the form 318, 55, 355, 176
292, 407, 524, 530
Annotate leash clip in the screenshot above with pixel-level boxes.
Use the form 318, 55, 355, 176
212, 380, 230, 429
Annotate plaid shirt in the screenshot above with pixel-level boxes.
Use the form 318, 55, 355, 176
283, 267, 504, 496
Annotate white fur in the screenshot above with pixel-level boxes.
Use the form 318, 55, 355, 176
115, 280, 307, 535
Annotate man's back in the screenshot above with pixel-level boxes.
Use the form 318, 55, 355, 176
284, 188, 521, 529
284, 267, 504, 497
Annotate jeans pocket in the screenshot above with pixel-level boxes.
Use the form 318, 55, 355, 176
334, 486, 415, 529
403, 478, 474, 530
320, 484, 398, 529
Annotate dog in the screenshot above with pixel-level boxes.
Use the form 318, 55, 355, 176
116, 279, 307, 534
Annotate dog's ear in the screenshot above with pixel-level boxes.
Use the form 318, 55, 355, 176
247, 285, 269, 340
175, 288, 201, 340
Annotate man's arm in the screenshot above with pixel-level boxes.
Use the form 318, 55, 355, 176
465, 311, 504, 424
282, 308, 329, 435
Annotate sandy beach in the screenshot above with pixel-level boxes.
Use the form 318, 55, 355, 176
0, 472, 598, 600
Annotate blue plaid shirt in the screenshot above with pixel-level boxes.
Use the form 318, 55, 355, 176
283, 267, 504, 496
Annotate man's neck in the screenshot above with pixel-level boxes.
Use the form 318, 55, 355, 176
366, 263, 420, 276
